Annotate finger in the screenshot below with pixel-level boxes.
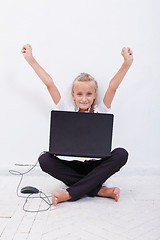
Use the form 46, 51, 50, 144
128, 48, 133, 55
21, 48, 26, 52
122, 47, 127, 52
27, 43, 32, 48
22, 45, 26, 50
128, 49, 133, 55
22, 44, 31, 50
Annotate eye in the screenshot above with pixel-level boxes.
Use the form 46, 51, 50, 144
87, 93, 92, 95
77, 93, 82, 96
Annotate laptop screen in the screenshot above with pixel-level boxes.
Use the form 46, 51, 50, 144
49, 110, 114, 158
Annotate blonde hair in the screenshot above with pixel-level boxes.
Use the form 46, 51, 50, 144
72, 73, 98, 113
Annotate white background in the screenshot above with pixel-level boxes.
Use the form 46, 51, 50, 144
0, 0, 159, 171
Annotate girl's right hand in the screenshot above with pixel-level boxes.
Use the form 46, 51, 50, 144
121, 47, 133, 67
21, 44, 34, 64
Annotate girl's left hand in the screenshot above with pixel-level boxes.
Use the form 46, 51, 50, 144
121, 47, 133, 66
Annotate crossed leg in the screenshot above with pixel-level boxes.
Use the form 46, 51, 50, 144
39, 148, 128, 205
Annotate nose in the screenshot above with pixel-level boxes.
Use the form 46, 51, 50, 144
82, 96, 88, 102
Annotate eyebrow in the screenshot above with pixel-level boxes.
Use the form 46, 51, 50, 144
77, 91, 93, 94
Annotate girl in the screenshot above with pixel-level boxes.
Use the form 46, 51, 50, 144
21, 44, 133, 206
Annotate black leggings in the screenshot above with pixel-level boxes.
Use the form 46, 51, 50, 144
38, 147, 128, 201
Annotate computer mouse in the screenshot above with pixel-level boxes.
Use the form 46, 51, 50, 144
21, 186, 39, 194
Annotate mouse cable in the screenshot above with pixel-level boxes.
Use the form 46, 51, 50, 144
9, 151, 53, 212
23, 191, 52, 213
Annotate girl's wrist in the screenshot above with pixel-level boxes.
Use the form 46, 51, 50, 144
27, 56, 36, 66
123, 59, 133, 68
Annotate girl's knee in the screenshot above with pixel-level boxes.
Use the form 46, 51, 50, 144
38, 152, 50, 171
112, 147, 129, 166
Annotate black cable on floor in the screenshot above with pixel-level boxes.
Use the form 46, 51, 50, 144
9, 151, 53, 213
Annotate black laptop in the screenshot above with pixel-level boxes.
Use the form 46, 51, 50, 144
49, 110, 114, 158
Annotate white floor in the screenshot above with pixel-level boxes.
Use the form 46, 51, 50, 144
0, 170, 160, 240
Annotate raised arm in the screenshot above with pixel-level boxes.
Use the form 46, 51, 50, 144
103, 47, 133, 109
21, 44, 61, 105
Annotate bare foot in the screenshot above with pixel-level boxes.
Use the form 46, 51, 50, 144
97, 186, 120, 202
52, 190, 71, 206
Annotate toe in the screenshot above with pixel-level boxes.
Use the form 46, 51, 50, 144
114, 187, 120, 202
52, 192, 59, 205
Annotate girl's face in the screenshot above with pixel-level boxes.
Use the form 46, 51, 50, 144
72, 81, 96, 111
